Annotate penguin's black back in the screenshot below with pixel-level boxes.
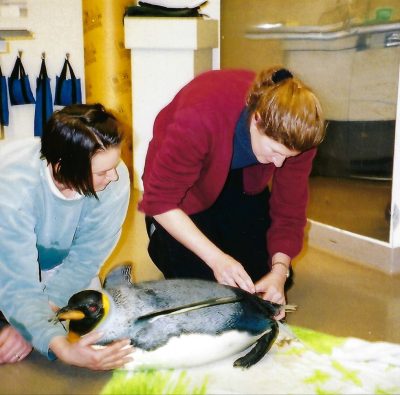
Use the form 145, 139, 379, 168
106, 278, 279, 351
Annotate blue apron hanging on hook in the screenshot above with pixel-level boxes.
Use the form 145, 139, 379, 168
54, 55, 82, 106
0, 65, 9, 126
34, 55, 53, 136
8, 54, 36, 105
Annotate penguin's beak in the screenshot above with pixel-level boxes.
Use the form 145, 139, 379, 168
56, 307, 85, 321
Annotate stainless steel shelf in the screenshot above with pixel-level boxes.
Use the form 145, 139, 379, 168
245, 21, 400, 41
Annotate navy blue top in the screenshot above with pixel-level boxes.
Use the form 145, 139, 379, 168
231, 108, 258, 169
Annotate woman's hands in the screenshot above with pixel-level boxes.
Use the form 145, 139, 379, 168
0, 325, 33, 364
255, 254, 290, 320
153, 209, 290, 319
255, 272, 286, 319
208, 252, 255, 294
0, 312, 134, 369
49, 331, 134, 371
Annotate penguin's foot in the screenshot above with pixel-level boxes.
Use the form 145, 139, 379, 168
233, 324, 278, 369
284, 304, 297, 312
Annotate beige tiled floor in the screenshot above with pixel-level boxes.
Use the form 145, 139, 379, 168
307, 176, 391, 242
1, 186, 399, 395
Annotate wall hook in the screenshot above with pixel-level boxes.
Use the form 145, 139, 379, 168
66, 52, 70, 60
18, 50, 23, 58
41, 52, 46, 60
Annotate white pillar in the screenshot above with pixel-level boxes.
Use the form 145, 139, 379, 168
124, 17, 219, 190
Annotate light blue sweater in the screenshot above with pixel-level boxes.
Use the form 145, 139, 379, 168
0, 138, 130, 358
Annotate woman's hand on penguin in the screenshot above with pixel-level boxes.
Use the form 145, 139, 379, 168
49, 331, 134, 370
0, 325, 33, 364
210, 252, 255, 294
255, 273, 286, 320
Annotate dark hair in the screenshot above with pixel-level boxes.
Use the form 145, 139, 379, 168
40, 103, 123, 197
247, 66, 325, 152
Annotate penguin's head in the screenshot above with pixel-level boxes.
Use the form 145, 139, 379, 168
56, 290, 110, 342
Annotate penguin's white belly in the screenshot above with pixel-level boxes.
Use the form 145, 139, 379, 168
122, 329, 268, 370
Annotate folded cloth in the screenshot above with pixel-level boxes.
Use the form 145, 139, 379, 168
139, 0, 207, 8
125, 1, 207, 17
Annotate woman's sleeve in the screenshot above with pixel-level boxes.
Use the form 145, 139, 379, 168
0, 202, 67, 358
140, 107, 210, 216
268, 149, 316, 259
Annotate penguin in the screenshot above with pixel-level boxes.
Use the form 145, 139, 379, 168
56, 265, 295, 370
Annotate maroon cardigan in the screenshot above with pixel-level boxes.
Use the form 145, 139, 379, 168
139, 69, 316, 260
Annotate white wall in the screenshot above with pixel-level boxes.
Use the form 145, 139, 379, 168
391, 64, 400, 248
0, 0, 85, 140
125, 0, 221, 189
202, 0, 220, 69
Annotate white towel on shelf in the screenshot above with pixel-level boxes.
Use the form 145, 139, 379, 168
139, 1, 206, 9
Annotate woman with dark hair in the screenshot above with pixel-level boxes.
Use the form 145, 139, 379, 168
0, 103, 132, 370
140, 67, 325, 319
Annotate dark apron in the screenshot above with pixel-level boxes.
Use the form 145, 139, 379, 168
146, 168, 271, 283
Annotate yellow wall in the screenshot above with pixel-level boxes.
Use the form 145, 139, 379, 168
82, 0, 133, 176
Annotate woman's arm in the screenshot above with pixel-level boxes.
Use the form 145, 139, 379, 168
268, 149, 316, 259
154, 208, 255, 293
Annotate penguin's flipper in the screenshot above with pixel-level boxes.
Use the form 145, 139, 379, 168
233, 320, 279, 369
103, 263, 133, 288
136, 295, 243, 322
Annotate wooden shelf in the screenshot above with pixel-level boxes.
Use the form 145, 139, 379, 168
0, 29, 32, 39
